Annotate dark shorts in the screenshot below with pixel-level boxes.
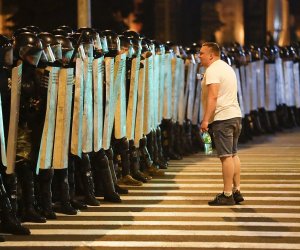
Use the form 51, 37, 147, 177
211, 117, 242, 158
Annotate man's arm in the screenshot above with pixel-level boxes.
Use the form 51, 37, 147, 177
200, 83, 219, 132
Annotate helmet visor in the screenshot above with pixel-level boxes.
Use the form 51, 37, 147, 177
19, 46, 43, 66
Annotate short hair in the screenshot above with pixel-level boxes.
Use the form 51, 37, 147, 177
202, 42, 220, 57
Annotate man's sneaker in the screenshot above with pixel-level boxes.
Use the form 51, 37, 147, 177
233, 190, 244, 204
208, 193, 235, 206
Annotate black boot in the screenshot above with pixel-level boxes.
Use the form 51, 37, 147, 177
191, 124, 204, 152
244, 114, 254, 139
150, 130, 168, 169
16, 163, 46, 223
294, 107, 300, 126
277, 104, 292, 129
0, 174, 30, 235
114, 137, 143, 186
268, 111, 282, 132
258, 108, 274, 133
4, 173, 18, 216
53, 168, 77, 215
68, 158, 88, 210
161, 119, 182, 160
93, 149, 121, 203
139, 136, 164, 176
79, 153, 100, 206
156, 127, 168, 166
38, 169, 56, 219
129, 140, 149, 183
185, 119, 195, 154
287, 106, 297, 127
106, 148, 128, 194
250, 110, 265, 135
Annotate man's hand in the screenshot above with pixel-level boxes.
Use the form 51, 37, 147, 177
200, 120, 209, 132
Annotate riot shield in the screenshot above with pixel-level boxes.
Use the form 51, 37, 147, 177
171, 56, 180, 122
192, 64, 202, 125
249, 62, 258, 112
283, 60, 295, 107
256, 60, 265, 109
239, 65, 250, 115
275, 58, 285, 105
186, 59, 196, 121
102, 57, 114, 150
36, 66, 60, 172
163, 53, 172, 120
158, 52, 166, 123
93, 56, 104, 152
134, 58, 146, 147
0, 94, 6, 167
293, 62, 300, 109
114, 54, 127, 140
265, 63, 277, 111
52, 68, 74, 169
71, 58, 84, 157
6, 61, 22, 174
126, 56, 140, 140
82, 57, 93, 153
152, 54, 160, 128
233, 66, 245, 117
177, 59, 186, 125
143, 54, 154, 135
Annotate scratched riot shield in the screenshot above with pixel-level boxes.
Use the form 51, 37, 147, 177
275, 57, 285, 106
52, 68, 74, 169
265, 63, 277, 112
134, 58, 146, 147
163, 53, 172, 120
71, 58, 84, 157
126, 56, 140, 140
36, 66, 60, 172
6, 61, 22, 174
282, 60, 295, 107
93, 56, 104, 152
82, 56, 93, 153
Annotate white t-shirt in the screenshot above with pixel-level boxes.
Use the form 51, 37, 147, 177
201, 59, 242, 122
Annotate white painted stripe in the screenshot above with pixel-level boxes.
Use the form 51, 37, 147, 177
132, 183, 300, 187
152, 179, 300, 183
73, 211, 300, 218
86, 204, 300, 209
127, 190, 300, 194
165, 172, 300, 176
24, 220, 300, 227
1, 241, 300, 249
115, 196, 300, 201
28, 229, 300, 237
170, 162, 300, 165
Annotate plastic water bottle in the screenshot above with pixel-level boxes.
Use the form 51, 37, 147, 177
201, 131, 213, 155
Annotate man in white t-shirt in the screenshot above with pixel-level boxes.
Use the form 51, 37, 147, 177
200, 42, 244, 206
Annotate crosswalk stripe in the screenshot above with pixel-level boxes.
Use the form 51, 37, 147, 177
24, 221, 300, 227
73, 211, 300, 218
127, 190, 300, 194
131, 183, 300, 187
105, 196, 300, 201
27, 229, 300, 237
164, 172, 300, 175
1, 241, 300, 249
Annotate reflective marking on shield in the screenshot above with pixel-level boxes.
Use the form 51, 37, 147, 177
293, 62, 300, 108
134, 59, 145, 147
265, 63, 277, 111
114, 55, 127, 140
187, 60, 196, 121
93, 57, 104, 152
6, 62, 22, 174
275, 58, 285, 105
126, 57, 140, 140
158, 53, 166, 122
71, 58, 84, 157
102, 57, 115, 150
283, 61, 295, 107
82, 57, 93, 153
233, 66, 245, 117
52, 68, 74, 169
249, 62, 258, 111
163, 53, 172, 119
143, 55, 154, 135
256, 60, 266, 108
37, 66, 60, 172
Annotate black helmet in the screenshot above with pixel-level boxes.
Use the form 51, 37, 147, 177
55, 35, 74, 64
118, 35, 134, 58
262, 46, 276, 63
122, 30, 142, 56
57, 25, 74, 36
12, 27, 32, 40
25, 25, 41, 34
70, 31, 93, 58
0, 35, 13, 66
38, 32, 62, 61
250, 45, 262, 61
13, 32, 43, 66
101, 30, 120, 53
78, 27, 103, 56
52, 28, 69, 37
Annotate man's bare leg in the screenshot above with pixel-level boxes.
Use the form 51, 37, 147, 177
220, 156, 234, 193
233, 155, 241, 191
